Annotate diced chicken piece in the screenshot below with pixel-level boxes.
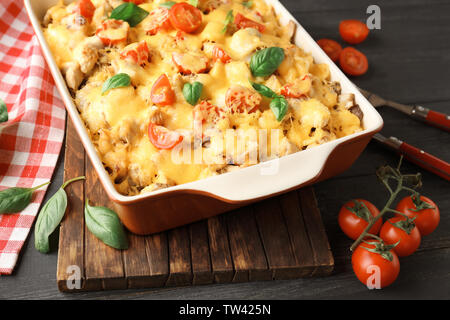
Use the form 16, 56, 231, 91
338, 93, 356, 109
61, 62, 83, 90
229, 28, 262, 60
74, 43, 98, 74
290, 98, 331, 128
286, 20, 297, 43
172, 52, 209, 75
149, 106, 165, 125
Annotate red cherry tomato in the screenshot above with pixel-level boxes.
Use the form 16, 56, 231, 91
169, 3, 203, 33
150, 74, 175, 106
225, 85, 262, 113
339, 20, 369, 44
280, 75, 311, 99
338, 199, 382, 240
172, 52, 209, 75
352, 241, 400, 289
73, 0, 96, 22
379, 217, 421, 257
395, 195, 440, 236
120, 41, 150, 66
234, 13, 265, 33
339, 47, 368, 76
212, 46, 231, 64
148, 123, 183, 150
143, 7, 172, 35
95, 19, 129, 46
317, 38, 342, 62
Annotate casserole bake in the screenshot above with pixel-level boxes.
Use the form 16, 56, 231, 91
25, 0, 383, 235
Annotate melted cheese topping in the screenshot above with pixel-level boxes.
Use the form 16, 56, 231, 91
43, 0, 363, 195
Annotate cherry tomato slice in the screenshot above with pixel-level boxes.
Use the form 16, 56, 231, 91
280, 75, 311, 98
148, 123, 183, 150
120, 41, 150, 65
143, 7, 172, 35
317, 38, 342, 62
73, 0, 96, 22
95, 19, 129, 46
234, 13, 265, 33
172, 52, 209, 75
151, 74, 175, 106
339, 47, 368, 76
380, 217, 421, 257
225, 85, 261, 113
339, 20, 369, 44
338, 199, 382, 240
352, 241, 400, 289
212, 46, 231, 64
395, 195, 440, 236
169, 3, 203, 33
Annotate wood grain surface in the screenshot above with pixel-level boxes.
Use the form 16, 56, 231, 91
2, 0, 449, 299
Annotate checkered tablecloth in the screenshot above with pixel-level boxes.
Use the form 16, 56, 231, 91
0, 0, 65, 274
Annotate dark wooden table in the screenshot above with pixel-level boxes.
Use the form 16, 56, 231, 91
1, 0, 449, 299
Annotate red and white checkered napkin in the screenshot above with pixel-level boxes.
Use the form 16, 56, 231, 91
0, 0, 65, 274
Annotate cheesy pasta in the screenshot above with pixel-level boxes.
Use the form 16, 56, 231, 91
43, 0, 363, 195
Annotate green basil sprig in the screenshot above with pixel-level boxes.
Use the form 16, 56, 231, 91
250, 47, 285, 77
159, 1, 176, 9
188, 0, 199, 7
102, 73, 131, 95
270, 97, 288, 122
250, 81, 288, 121
0, 98, 8, 123
242, 1, 253, 8
0, 182, 50, 214
35, 176, 85, 253
222, 10, 234, 34
183, 82, 203, 106
110, 2, 149, 27
85, 200, 128, 250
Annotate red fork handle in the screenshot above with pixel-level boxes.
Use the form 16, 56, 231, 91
398, 142, 450, 181
425, 110, 450, 132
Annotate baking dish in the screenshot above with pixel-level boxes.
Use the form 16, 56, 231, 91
25, 0, 383, 235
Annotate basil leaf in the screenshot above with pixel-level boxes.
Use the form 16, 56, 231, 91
250, 47, 285, 77
188, 0, 199, 7
242, 1, 253, 8
85, 200, 128, 250
183, 82, 203, 106
159, 1, 176, 9
222, 10, 234, 34
250, 81, 278, 99
34, 188, 67, 253
0, 98, 8, 123
102, 73, 131, 95
270, 96, 288, 121
0, 182, 49, 214
110, 2, 149, 27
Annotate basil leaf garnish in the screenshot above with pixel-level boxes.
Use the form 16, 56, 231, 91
85, 200, 128, 250
0, 182, 49, 214
159, 1, 176, 9
250, 81, 278, 99
34, 176, 85, 253
0, 98, 8, 123
188, 0, 199, 7
270, 96, 288, 121
222, 10, 234, 34
183, 82, 203, 106
250, 47, 285, 77
110, 2, 149, 27
242, 1, 253, 8
102, 73, 131, 95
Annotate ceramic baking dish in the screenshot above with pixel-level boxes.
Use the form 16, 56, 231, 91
25, 0, 383, 235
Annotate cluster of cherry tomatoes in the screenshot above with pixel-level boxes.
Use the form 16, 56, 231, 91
339, 195, 440, 288
317, 20, 370, 76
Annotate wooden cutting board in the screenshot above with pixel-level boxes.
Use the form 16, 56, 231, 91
56, 119, 334, 292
